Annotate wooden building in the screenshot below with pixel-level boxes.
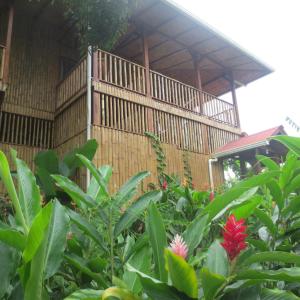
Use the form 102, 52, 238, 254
0, 0, 272, 192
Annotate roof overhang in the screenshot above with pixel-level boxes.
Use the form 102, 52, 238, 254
114, 0, 273, 96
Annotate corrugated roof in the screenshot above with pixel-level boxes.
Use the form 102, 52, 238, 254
115, 0, 273, 96
214, 126, 286, 158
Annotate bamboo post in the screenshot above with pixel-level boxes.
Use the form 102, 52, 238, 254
3, 4, 14, 84
229, 72, 241, 128
194, 58, 203, 114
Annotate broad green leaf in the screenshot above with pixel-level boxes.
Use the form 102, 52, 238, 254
254, 208, 277, 236
87, 165, 112, 202
0, 242, 19, 299
165, 249, 198, 299
114, 191, 162, 237
64, 253, 107, 288
124, 234, 149, 262
183, 213, 208, 255
64, 289, 103, 300
267, 180, 283, 210
77, 154, 109, 198
256, 155, 280, 171
12, 149, 41, 227
102, 287, 141, 300
23, 202, 53, 263
127, 264, 193, 300
279, 152, 297, 189
114, 171, 150, 206
282, 196, 300, 217
202, 171, 278, 221
200, 267, 226, 300
67, 209, 107, 252
146, 202, 168, 282
0, 151, 28, 234
44, 200, 70, 279
123, 246, 151, 294
0, 228, 26, 250
206, 240, 229, 277
242, 251, 300, 267
285, 173, 300, 196
247, 239, 269, 252
63, 139, 98, 176
52, 175, 96, 208
36, 167, 56, 199
260, 288, 300, 300
272, 136, 300, 157
237, 267, 300, 282
231, 195, 263, 220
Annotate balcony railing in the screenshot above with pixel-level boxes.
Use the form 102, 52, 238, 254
0, 44, 6, 81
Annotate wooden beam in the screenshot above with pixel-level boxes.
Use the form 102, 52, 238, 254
229, 73, 241, 128
2, 3, 14, 84
142, 33, 151, 98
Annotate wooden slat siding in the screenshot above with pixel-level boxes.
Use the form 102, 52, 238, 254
0, 111, 53, 148
54, 95, 87, 148
56, 57, 87, 110
91, 126, 225, 193
93, 49, 146, 95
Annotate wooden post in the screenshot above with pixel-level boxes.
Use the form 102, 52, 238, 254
240, 158, 247, 179
193, 58, 203, 114
3, 4, 14, 84
229, 73, 241, 128
142, 33, 151, 98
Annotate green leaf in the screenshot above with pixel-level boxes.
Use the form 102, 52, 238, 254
102, 287, 141, 300
64, 253, 107, 288
272, 136, 300, 157
200, 267, 226, 300
64, 289, 103, 300
247, 239, 269, 252
23, 202, 53, 263
206, 240, 229, 277
67, 209, 107, 252
285, 173, 300, 196
202, 171, 278, 222
127, 264, 193, 300
0, 242, 19, 299
260, 288, 300, 300
123, 245, 151, 294
12, 149, 41, 227
0, 151, 28, 234
254, 208, 277, 236
52, 175, 96, 208
63, 139, 98, 176
237, 267, 300, 282
87, 165, 112, 202
114, 171, 150, 206
282, 196, 300, 217
77, 154, 109, 198
44, 200, 70, 279
242, 251, 300, 267
0, 228, 26, 250
231, 195, 263, 220
267, 180, 283, 210
182, 213, 208, 255
146, 202, 168, 282
256, 155, 280, 171
165, 249, 198, 299
114, 191, 162, 237
279, 152, 298, 189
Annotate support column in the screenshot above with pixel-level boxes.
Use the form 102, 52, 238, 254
193, 58, 203, 114
142, 32, 154, 132
240, 158, 247, 179
229, 73, 241, 128
3, 4, 14, 84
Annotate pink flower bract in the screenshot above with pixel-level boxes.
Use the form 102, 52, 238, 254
170, 234, 188, 259
162, 180, 168, 190
221, 215, 248, 261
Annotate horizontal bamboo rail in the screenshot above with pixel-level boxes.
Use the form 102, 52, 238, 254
0, 44, 5, 81
93, 50, 146, 95
56, 57, 87, 109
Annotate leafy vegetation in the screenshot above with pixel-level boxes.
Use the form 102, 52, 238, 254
1, 135, 300, 299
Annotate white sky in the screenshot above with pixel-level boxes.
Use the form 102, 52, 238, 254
174, 0, 300, 136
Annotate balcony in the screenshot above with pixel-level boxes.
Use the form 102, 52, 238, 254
92, 50, 239, 128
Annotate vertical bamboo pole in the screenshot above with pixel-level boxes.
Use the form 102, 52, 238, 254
229, 72, 241, 128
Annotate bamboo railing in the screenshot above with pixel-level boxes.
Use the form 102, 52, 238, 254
56, 57, 87, 109
0, 44, 5, 81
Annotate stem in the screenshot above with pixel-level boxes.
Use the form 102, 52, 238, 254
109, 206, 114, 281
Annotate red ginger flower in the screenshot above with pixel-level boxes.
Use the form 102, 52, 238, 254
169, 234, 188, 259
209, 191, 215, 202
162, 180, 168, 190
221, 215, 248, 261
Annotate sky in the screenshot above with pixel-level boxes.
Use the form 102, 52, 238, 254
174, 0, 300, 136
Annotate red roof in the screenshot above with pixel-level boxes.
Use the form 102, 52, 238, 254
215, 126, 286, 157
